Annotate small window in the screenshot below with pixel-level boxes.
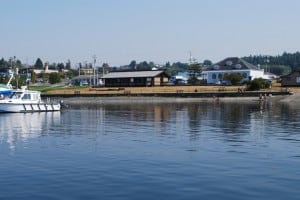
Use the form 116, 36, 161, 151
212, 74, 217, 79
22, 94, 31, 100
218, 74, 223, 79
296, 77, 300, 83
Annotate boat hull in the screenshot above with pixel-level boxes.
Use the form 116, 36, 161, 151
0, 103, 61, 113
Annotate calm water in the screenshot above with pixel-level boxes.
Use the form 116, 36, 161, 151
1, 100, 300, 200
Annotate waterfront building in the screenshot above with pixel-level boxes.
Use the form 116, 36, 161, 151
281, 71, 300, 86
101, 70, 170, 87
202, 57, 272, 85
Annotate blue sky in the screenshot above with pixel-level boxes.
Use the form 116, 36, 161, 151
1, 0, 300, 67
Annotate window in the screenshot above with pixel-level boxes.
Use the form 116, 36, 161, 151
22, 94, 31, 100
212, 74, 217, 79
218, 74, 223, 79
296, 77, 300, 83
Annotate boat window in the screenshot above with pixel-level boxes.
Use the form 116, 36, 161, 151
10, 93, 21, 99
33, 93, 40, 100
22, 94, 31, 100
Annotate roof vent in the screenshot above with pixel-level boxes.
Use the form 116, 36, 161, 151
225, 60, 233, 66
235, 64, 242, 69
213, 65, 220, 70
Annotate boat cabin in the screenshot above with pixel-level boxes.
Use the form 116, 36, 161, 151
9, 90, 41, 102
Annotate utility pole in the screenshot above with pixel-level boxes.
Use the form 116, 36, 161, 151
265, 57, 269, 73
93, 55, 96, 86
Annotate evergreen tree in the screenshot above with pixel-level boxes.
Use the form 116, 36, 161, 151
203, 59, 212, 66
34, 58, 44, 69
0, 58, 7, 68
129, 60, 137, 70
189, 63, 202, 77
57, 63, 65, 72
66, 60, 71, 69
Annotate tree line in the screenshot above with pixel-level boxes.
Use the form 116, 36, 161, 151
0, 57, 72, 71
2, 52, 300, 77
242, 52, 300, 75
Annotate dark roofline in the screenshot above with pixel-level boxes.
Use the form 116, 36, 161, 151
102, 70, 170, 79
207, 57, 261, 71
281, 70, 300, 78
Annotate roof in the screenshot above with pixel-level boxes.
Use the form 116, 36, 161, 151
204, 57, 261, 71
281, 70, 300, 78
102, 70, 168, 79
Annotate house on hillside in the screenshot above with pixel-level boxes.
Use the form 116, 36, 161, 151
101, 70, 170, 87
202, 57, 272, 85
281, 71, 300, 86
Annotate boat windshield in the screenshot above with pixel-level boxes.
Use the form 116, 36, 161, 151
9, 92, 22, 99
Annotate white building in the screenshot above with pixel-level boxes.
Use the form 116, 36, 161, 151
202, 57, 271, 85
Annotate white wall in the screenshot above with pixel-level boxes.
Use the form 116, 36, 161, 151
249, 70, 265, 80
203, 69, 265, 84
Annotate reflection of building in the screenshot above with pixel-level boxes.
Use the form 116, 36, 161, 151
102, 70, 170, 87
202, 57, 270, 85
154, 105, 171, 122
281, 71, 300, 86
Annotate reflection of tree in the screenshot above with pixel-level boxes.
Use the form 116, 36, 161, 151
218, 103, 256, 142
263, 103, 300, 137
68, 101, 300, 144
187, 103, 209, 140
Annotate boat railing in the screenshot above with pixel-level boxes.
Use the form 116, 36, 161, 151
46, 97, 60, 104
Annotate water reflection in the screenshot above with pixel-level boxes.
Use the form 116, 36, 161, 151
2, 101, 300, 149
1, 101, 300, 200
0, 112, 61, 150
70, 101, 300, 139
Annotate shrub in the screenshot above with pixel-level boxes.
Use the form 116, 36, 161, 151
48, 72, 61, 84
247, 78, 271, 91
223, 73, 244, 85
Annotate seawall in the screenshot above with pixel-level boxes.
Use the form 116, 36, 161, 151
43, 91, 291, 98
41, 91, 294, 105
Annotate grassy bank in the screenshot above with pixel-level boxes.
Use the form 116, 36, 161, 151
29, 84, 299, 95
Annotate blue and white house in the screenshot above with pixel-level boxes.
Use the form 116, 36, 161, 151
202, 57, 271, 85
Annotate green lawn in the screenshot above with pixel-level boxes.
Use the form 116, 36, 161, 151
29, 85, 88, 93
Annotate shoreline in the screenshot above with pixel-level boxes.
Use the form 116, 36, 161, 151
42, 89, 296, 105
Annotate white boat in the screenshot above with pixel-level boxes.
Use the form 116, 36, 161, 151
0, 86, 62, 113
